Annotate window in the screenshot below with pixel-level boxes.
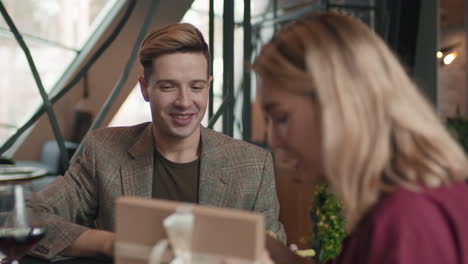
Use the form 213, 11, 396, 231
0, 0, 116, 146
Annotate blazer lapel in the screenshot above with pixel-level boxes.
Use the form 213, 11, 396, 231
198, 127, 231, 207
121, 124, 154, 198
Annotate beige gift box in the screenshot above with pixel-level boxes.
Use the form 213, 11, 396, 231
114, 197, 265, 264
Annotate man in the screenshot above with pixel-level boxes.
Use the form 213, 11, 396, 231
27, 23, 285, 259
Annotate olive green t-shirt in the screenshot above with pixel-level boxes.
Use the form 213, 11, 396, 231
152, 150, 200, 203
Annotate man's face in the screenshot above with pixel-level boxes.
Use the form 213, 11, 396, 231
139, 52, 211, 140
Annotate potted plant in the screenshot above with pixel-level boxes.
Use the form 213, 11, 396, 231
308, 184, 346, 263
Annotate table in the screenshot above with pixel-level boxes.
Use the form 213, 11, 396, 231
21, 256, 112, 264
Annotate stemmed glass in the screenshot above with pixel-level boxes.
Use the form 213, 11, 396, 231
0, 183, 45, 264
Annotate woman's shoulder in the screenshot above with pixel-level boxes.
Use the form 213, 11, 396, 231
337, 182, 468, 264
372, 181, 468, 221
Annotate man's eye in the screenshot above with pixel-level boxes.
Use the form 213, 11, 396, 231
160, 85, 173, 90
192, 86, 204, 91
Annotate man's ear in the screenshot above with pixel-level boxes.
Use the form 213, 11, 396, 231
139, 75, 150, 102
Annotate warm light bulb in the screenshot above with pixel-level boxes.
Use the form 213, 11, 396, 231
443, 52, 458, 65
436, 51, 443, 59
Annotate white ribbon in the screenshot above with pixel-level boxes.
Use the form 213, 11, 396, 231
115, 240, 172, 262
149, 239, 171, 264
163, 204, 194, 264
115, 242, 259, 264
115, 241, 153, 260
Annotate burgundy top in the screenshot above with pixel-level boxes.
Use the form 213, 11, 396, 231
332, 181, 468, 264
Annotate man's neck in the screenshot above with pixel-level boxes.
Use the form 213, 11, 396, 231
153, 127, 201, 163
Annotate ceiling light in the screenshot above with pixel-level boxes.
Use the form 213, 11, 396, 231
443, 51, 458, 65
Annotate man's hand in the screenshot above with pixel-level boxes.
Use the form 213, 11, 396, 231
61, 229, 115, 257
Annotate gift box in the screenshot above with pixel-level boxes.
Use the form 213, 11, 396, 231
114, 197, 265, 264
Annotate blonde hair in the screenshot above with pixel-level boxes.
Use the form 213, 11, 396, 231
253, 12, 468, 232
139, 23, 210, 82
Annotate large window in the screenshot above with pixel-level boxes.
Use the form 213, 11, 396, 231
0, 0, 116, 146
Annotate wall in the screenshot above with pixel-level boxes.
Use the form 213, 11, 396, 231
438, 0, 466, 118
438, 28, 467, 117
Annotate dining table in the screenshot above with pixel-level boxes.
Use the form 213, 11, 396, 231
20, 256, 113, 264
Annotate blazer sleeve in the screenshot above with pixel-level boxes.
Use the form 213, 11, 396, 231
26, 132, 99, 259
254, 151, 287, 243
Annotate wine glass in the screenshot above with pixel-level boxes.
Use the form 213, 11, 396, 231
0, 183, 45, 264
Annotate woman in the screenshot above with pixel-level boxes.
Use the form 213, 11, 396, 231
253, 12, 468, 263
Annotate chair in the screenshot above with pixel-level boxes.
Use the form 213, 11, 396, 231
15, 140, 78, 176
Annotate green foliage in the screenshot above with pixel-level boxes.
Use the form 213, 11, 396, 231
308, 184, 346, 263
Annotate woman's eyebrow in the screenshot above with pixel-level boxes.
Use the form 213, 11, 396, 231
263, 102, 280, 113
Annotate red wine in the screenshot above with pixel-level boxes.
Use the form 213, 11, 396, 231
0, 227, 45, 261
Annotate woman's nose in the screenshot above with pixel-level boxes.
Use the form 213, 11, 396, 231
268, 123, 284, 150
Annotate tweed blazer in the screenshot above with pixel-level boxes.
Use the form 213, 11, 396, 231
27, 122, 285, 258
